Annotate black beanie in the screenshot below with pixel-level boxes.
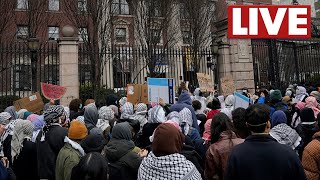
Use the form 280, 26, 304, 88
81, 134, 107, 153
300, 108, 315, 123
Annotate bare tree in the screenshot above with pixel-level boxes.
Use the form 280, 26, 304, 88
0, 0, 15, 44
128, 0, 180, 79
181, 0, 215, 72
63, 0, 113, 89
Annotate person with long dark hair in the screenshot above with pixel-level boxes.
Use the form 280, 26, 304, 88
204, 113, 243, 180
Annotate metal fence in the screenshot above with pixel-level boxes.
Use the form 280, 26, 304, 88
78, 44, 215, 99
0, 42, 59, 110
252, 39, 320, 91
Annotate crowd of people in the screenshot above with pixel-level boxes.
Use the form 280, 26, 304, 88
0, 83, 320, 179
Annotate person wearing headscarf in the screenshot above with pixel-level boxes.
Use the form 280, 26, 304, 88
36, 105, 68, 180
31, 115, 45, 142
106, 122, 143, 180
133, 103, 148, 134
293, 86, 309, 103
23, 111, 32, 120
217, 95, 225, 109
17, 109, 27, 119
138, 123, 202, 180
119, 97, 127, 107
61, 106, 70, 128
295, 108, 319, 158
202, 119, 212, 148
4, 106, 17, 120
84, 104, 99, 133
11, 119, 38, 180
56, 120, 88, 180
27, 114, 39, 122
97, 106, 113, 140
179, 108, 201, 141
109, 105, 119, 118
120, 102, 134, 120
192, 88, 207, 114
220, 95, 235, 119
292, 102, 306, 128
305, 96, 320, 118
0, 112, 15, 166
270, 111, 302, 153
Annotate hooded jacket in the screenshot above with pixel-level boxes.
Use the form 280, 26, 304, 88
84, 105, 99, 132
302, 131, 320, 180
170, 91, 199, 130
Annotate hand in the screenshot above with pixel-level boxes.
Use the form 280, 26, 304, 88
1, 157, 8, 168
159, 98, 165, 106
50, 99, 55, 105
138, 149, 148, 158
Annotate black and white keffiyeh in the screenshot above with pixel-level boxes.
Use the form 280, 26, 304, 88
138, 152, 202, 180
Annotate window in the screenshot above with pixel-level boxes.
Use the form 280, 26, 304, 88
78, 0, 87, 12
48, 27, 59, 40
14, 65, 31, 91
111, 0, 129, 15
49, 0, 59, 11
150, 29, 161, 44
78, 27, 88, 42
182, 30, 191, 44
17, 26, 29, 40
17, 0, 28, 10
115, 28, 126, 43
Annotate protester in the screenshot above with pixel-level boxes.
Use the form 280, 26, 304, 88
106, 94, 118, 106
202, 119, 212, 148
119, 97, 127, 107
106, 122, 143, 180
225, 104, 306, 180
269, 89, 288, 117
179, 108, 201, 141
232, 107, 251, 139
294, 86, 309, 103
305, 96, 320, 118
37, 105, 68, 180
192, 88, 207, 113
133, 103, 148, 133
56, 120, 88, 180
84, 104, 100, 134
81, 133, 107, 154
292, 102, 306, 128
71, 152, 108, 180
97, 106, 113, 140
69, 99, 84, 121
0, 112, 15, 166
138, 123, 202, 180
207, 98, 221, 120
205, 113, 244, 180
269, 111, 302, 152
170, 90, 200, 130
120, 102, 134, 120
220, 95, 235, 119
4, 106, 17, 120
31, 115, 45, 142
26, 114, 39, 122
302, 114, 320, 179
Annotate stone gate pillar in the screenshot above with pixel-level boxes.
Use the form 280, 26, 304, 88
58, 26, 79, 106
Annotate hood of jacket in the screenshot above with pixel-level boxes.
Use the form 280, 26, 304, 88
105, 139, 135, 162
178, 91, 192, 105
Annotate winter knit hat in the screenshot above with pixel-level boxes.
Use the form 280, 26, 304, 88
98, 106, 114, 120
136, 103, 147, 113
81, 134, 107, 153
271, 110, 287, 128
270, 90, 282, 101
300, 108, 316, 124
270, 123, 301, 150
0, 112, 11, 125
68, 120, 88, 140
11, 119, 34, 162
148, 105, 166, 123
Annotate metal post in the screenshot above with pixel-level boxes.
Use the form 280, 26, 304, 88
31, 50, 37, 93
293, 43, 300, 83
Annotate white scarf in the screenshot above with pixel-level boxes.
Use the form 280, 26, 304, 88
64, 136, 85, 156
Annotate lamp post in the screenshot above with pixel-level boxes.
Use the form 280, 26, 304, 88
28, 37, 39, 93
208, 42, 219, 90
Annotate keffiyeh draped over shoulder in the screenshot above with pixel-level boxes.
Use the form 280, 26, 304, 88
138, 152, 202, 180
148, 105, 166, 123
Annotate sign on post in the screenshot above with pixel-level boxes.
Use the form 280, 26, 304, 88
196, 73, 214, 92
220, 76, 236, 96
14, 92, 44, 113
148, 78, 175, 105
41, 82, 67, 100
127, 84, 148, 104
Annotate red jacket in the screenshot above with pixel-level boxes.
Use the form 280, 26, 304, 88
207, 109, 220, 120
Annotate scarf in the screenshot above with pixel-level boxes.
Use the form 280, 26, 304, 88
11, 119, 34, 162
98, 106, 114, 120
179, 108, 193, 135
64, 136, 85, 156
17, 109, 27, 119
271, 110, 287, 128
41, 105, 65, 141
32, 115, 46, 131
120, 102, 134, 119
27, 114, 39, 122
109, 105, 119, 117
4, 106, 17, 120
84, 104, 99, 129
305, 96, 320, 118
0, 120, 16, 156
148, 105, 166, 123
138, 152, 201, 180
0, 112, 11, 125
203, 119, 212, 141
270, 123, 302, 150
293, 86, 308, 103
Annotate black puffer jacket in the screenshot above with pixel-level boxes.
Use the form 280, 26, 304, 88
106, 139, 142, 180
